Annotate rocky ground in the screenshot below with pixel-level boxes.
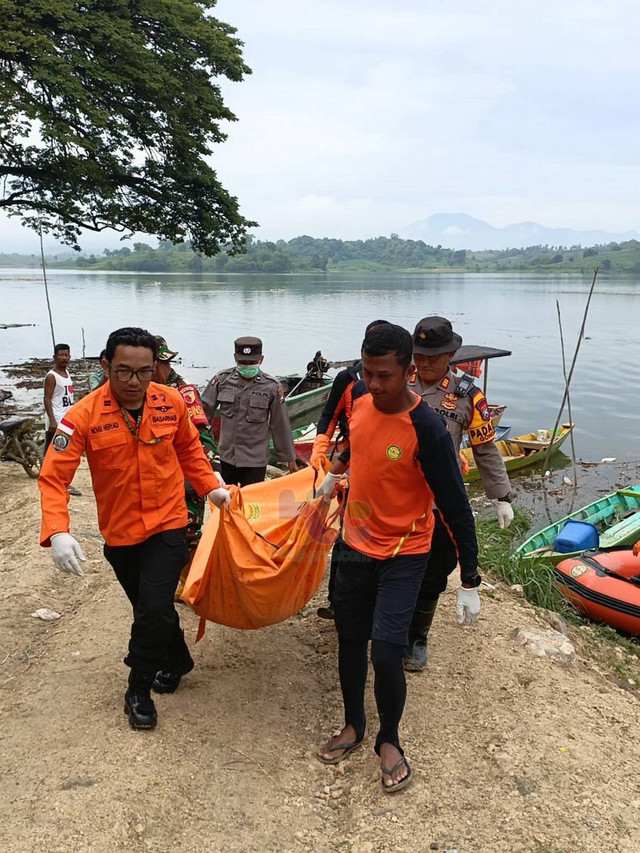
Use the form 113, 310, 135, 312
1, 458, 639, 853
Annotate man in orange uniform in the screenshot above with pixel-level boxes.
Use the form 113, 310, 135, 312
310, 319, 389, 619
38, 327, 229, 730
315, 324, 480, 793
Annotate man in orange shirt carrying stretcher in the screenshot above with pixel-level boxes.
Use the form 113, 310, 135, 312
315, 323, 480, 793
38, 327, 230, 730
310, 319, 390, 619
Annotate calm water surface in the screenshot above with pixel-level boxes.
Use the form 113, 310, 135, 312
1, 269, 638, 462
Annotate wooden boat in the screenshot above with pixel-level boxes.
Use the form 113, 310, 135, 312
278, 374, 333, 432
514, 485, 640, 564
461, 423, 574, 484
210, 373, 333, 440
554, 549, 640, 635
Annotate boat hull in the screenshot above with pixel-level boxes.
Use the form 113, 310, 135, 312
462, 423, 574, 484
283, 381, 333, 432
516, 485, 640, 563
554, 550, 640, 635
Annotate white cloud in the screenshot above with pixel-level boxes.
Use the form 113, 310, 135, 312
1, 0, 638, 249
207, 0, 640, 237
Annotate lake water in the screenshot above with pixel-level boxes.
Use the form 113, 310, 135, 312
1, 268, 639, 462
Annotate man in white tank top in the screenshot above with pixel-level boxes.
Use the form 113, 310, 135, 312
44, 343, 74, 453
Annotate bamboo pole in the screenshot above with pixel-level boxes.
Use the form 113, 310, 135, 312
542, 268, 599, 473
81, 326, 89, 392
38, 219, 56, 349
555, 300, 578, 489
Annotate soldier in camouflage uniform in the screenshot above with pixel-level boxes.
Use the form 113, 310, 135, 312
404, 316, 514, 671
153, 337, 217, 597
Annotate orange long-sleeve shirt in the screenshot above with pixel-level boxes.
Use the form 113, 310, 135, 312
339, 384, 478, 578
39, 382, 220, 547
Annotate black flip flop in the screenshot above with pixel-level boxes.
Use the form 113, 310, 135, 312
316, 730, 366, 765
380, 755, 413, 793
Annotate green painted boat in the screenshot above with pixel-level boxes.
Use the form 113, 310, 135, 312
461, 423, 574, 484
278, 375, 333, 432
514, 484, 640, 564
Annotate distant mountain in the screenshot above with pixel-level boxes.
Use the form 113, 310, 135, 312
400, 213, 640, 251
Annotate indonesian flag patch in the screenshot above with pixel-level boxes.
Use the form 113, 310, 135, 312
57, 417, 75, 436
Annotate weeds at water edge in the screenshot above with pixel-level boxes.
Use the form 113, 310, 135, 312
476, 509, 569, 613
476, 509, 639, 689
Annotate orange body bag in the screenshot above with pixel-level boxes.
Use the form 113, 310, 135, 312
182, 467, 340, 634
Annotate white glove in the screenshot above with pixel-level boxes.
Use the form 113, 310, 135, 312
497, 500, 514, 529
51, 533, 86, 577
208, 487, 231, 510
456, 586, 481, 626
315, 471, 342, 502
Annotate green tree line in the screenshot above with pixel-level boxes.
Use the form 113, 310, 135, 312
2, 236, 640, 274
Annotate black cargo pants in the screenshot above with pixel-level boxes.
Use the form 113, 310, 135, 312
104, 527, 194, 675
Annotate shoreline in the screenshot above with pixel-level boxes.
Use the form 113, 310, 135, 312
0, 264, 633, 276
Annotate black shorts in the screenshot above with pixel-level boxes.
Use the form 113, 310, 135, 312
333, 540, 429, 646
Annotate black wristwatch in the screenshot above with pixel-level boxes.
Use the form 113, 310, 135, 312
463, 573, 482, 588
498, 492, 512, 503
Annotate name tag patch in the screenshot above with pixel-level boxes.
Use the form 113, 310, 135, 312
90, 422, 119, 435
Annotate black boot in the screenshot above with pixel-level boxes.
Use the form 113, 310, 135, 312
152, 671, 183, 694
316, 602, 335, 620
124, 670, 158, 729
152, 630, 194, 694
403, 600, 438, 672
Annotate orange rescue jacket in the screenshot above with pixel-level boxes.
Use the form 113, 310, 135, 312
39, 382, 220, 547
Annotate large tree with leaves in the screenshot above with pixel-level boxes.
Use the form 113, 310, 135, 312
0, 0, 255, 254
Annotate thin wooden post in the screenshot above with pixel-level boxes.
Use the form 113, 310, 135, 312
556, 300, 578, 489
39, 219, 56, 349
542, 268, 599, 473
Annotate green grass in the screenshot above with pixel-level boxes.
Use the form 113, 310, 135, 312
476, 509, 570, 612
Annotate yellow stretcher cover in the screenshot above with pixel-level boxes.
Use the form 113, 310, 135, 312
181, 467, 341, 634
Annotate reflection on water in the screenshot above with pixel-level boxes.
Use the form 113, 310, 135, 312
1, 268, 639, 461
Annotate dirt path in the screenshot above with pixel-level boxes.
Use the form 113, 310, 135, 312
1, 461, 639, 853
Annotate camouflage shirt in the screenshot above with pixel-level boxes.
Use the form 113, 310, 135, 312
166, 370, 216, 459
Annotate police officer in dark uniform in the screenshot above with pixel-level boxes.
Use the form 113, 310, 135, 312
201, 337, 298, 487
404, 316, 514, 671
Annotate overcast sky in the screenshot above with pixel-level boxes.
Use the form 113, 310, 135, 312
2, 0, 638, 251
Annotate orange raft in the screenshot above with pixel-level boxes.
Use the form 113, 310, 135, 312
554, 550, 640, 635
182, 466, 341, 635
